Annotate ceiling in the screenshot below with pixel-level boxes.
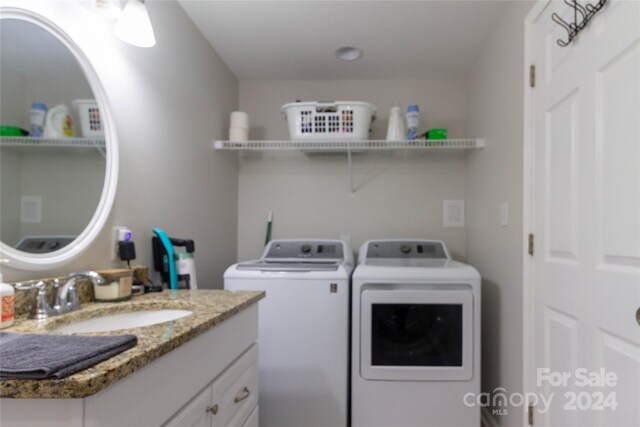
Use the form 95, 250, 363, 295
177, 0, 511, 81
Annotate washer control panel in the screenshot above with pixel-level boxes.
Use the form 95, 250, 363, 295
366, 240, 448, 259
265, 240, 344, 259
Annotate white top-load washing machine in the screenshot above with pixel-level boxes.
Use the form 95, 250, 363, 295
224, 239, 353, 427
351, 239, 481, 427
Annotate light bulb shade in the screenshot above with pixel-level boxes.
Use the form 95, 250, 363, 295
115, 0, 156, 48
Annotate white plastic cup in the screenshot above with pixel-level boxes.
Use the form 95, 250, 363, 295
230, 111, 249, 129
386, 106, 406, 141
229, 127, 248, 142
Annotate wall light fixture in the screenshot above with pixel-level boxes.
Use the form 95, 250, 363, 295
114, 0, 156, 48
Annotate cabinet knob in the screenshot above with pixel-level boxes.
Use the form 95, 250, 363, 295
206, 404, 219, 415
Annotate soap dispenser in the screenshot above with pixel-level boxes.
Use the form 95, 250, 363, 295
0, 259, 15, 329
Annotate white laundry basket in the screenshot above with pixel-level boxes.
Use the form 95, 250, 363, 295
72, 99, 104, 138
281, 101, 376, 141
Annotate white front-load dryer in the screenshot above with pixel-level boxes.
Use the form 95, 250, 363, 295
224, 239, 353, 427
351, 239, 481, 427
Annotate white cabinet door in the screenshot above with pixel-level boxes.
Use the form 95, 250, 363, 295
531, 1, 640, 426
242, 407, 259, 427
166, 344, 258, 427
164, 386, 212, 427
211, 345, 258, 427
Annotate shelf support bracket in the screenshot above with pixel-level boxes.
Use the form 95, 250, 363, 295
347, 147, 354, 195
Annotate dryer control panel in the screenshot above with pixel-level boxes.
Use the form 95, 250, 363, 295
365, 240, 448, 259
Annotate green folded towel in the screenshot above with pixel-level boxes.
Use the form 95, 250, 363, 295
0, 331, 137, 380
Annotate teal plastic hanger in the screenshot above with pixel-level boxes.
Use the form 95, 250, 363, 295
153, 228, 177, 290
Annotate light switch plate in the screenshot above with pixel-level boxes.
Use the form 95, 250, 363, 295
443, 200, 465, 228
20, 196, 42, 224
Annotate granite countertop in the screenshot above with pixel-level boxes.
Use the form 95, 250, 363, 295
0, 289, 264, 399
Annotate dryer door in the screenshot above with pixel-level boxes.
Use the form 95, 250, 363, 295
360, 289, 473, 381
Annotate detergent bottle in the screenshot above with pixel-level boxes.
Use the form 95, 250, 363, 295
43, 104, 74, 138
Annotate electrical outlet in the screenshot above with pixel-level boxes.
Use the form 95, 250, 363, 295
111, 226, 131, 260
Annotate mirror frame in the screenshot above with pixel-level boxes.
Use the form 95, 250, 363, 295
0, 7, 119, 271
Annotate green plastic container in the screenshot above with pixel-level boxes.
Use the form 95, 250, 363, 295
0, 126, 25, 137
427, 128, 447, 140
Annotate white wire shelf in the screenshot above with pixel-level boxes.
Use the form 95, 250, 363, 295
0, 136, 106, 148
213, 139, 485, 151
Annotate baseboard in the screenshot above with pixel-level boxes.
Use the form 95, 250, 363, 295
481, 407, 500, 427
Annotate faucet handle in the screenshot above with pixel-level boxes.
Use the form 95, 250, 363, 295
51, 278, 64, 312
32, 281, 54, 319
67, 285, 80, 311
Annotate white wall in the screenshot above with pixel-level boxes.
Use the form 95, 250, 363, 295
0, 150, 21, 245
0, 63, 26, 126
465, 1, 534, 426
1, 0, 239, 288
238, 79, 468, 260
5, 150, 105, 246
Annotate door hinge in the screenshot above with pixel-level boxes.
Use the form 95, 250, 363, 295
528, 403, 535, 425
528, 234, 535, 256
530, 65, 536, 88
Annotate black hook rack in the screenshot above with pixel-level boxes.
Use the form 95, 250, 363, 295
552, 0, 608, 47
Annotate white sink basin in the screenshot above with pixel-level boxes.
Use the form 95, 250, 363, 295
52, 309, 193, 334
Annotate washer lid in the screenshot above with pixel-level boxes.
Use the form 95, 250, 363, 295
236, 260, 340, 272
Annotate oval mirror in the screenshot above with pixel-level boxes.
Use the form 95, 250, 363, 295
0, 8, 118, 271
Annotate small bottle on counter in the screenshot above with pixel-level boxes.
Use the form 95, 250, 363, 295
0, 260, 15, 329
406, 105, 420, 140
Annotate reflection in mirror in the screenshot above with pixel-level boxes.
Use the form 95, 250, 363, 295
0, 18, 106, 254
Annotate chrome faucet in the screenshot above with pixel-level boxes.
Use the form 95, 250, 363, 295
16, 271, 106, 319
15, 281, 56, 319
55, 271, 106, 314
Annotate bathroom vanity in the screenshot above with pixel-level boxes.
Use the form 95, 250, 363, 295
0, 290, 263, 427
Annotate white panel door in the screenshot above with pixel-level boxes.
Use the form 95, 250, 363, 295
531, 1, 640, 426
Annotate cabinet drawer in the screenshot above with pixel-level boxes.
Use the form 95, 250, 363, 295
242, 406, 259, 427
211, 344, 258, 427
